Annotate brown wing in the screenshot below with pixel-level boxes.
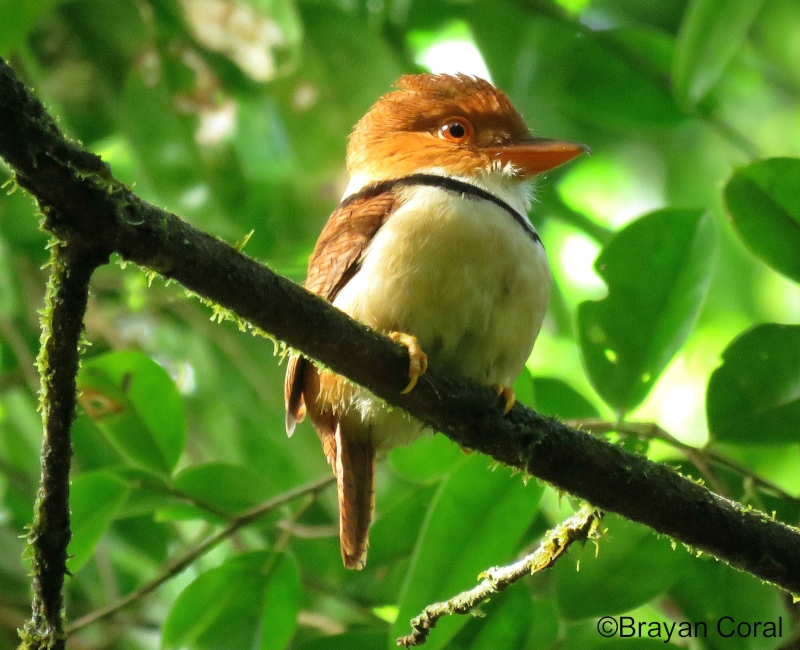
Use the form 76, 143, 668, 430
284, 190, 398, 436
305, 190, 397, 301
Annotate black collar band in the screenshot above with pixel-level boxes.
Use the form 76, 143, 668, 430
339, 173, 541, 244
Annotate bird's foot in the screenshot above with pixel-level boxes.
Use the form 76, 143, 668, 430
389, 332, 428, 394
494, 385, 516, 414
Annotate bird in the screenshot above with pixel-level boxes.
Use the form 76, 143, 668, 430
284, 73, 587, 569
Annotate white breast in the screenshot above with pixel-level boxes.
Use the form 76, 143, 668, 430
332, 175, 551, 448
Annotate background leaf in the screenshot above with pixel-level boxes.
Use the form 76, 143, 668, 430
578, 209, 717, 413
172, 462, 276, 516
163, 551, 299, 650
392, 454, 545, 650
515, 370, 600, 420
67, 471, 129, 573
724, 158, 800, 284
672, 0, 767, 106
554, 515, 690, 620
77, 350, 186, 474
670, 557, 788, 650
707, 323, 800, 445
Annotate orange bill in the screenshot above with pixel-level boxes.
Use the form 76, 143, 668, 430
485, 138, 590, 178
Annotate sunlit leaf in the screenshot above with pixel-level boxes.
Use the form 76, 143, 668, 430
673, 0, 766, 106
707, 323, 800, 445
182, 0, 303, 82
78, 351, 186, 474
558, 27, 684, 129
578, 209, 716, 413
554, 515, 689, 619
724, 157, 800, 284
67, 471, 130, 573
392, 454, 544, 650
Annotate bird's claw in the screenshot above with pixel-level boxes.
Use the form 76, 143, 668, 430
495, 385, 516, 414
389, 332, 428, 394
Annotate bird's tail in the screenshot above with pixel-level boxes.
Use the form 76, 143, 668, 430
334, 422, 375, 570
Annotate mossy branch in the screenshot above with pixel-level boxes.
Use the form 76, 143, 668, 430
2, 53, 800, 618
397, 505, 604, 647
19, 241, 107, 650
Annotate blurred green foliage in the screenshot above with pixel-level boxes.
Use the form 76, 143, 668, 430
1, 0, 800, 649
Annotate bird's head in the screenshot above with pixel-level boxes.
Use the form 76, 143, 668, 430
346, 73, 588, 184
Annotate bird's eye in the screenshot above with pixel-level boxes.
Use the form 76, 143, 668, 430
439, 118, 473, 143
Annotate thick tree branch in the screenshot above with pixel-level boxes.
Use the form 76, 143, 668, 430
2, 56, 800, 598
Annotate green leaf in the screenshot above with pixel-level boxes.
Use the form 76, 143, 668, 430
119, 63, 203, 199
112, 468, 186, 519
558, 27, 685, 129
515, 371, 600, 420
270, 6, 403, 176
0, 0, 58, 57
578, 209, 716, 413
0, 237, 19, 318
67, 471, 130, 573
260, 553, 302, 650
368, 484, 438, 566
295, 631, 387, 650
724, 158, 800, 284
670, 557, 788, 650
460, 586, 535, 650
470, 8, 684, 129
163, 551, 300, 650
71, 411, 126, 471
554, 515, 689, 619
596, 641, 677, 650
707, 323, 800, 445
112, 515, 170, 564
672, 0, 766, 106
173, 463, 275, 516
78, 350, 186, 474
389, 434, 465, 483
392, 454, 544, 650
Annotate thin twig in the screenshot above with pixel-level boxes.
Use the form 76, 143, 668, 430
396, 505, 603, 647
65, 475, 334, 634
574, 419, 800, 504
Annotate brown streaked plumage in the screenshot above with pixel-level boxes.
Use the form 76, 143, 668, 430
285, 73, 587, 569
